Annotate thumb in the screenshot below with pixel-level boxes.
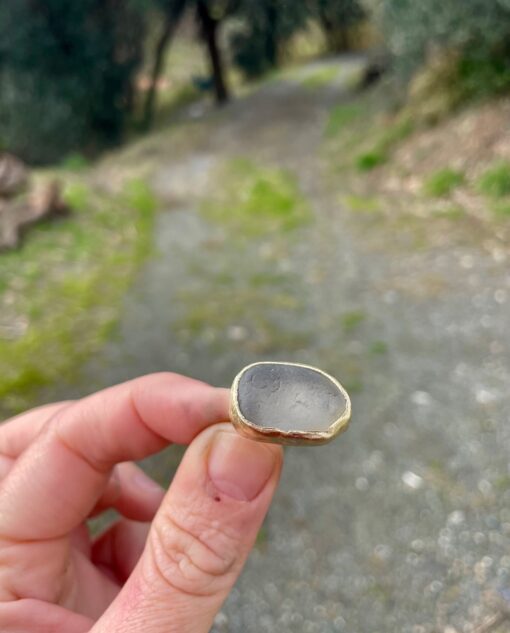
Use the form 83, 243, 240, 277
92, 423, 283, 633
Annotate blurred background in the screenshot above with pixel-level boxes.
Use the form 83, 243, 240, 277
2, 1, 510, 631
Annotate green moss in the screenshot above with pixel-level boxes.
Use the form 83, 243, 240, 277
201, 158, 311, 236
342, 310, 365, 332
478, 161, 510, 198
325, 103, 362, 138
423, 168, 464, 197
0, 177, 156, 416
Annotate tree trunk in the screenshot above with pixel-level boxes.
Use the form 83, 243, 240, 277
264, 1, 278, 69
142, 1, 186, 130
196, 0, 229, 104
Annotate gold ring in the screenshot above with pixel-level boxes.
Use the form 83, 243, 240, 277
230, 361, 351, 446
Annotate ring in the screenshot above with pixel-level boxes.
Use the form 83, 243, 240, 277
229, 361, 351, 446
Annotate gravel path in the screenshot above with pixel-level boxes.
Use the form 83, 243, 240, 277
45, 57, 510, 632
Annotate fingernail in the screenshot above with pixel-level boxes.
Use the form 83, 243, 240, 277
133, 470, 164, 495
208, 431, 277, 501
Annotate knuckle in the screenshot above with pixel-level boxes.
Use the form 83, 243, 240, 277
147, 507, 239, 598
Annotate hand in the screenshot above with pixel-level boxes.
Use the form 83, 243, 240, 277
0, 373, 283, 633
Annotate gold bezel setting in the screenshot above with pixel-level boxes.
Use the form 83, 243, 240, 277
229, 361, 351, 446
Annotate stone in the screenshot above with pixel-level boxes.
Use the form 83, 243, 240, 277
0, 180, 69, 251
0, 153, 28, 198
231, 362, 351, 445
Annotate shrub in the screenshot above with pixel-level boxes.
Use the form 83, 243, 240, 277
379, 0, 510, 101
312, 0, 366, 52
229, 1, 308, 79
0, 2, 146, 164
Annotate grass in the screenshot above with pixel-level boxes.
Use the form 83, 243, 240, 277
477, 161, 510, 198
0, 177, 156, 416
201, 158, 311, 236
355, 118, 414, 172
325, 103, 362, 138
355, 151, 386, 171
423, 168, 464, 197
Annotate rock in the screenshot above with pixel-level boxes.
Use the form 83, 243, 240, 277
0, 153, 29, 198
230, 362, 351, 445
0, 180, 69, 251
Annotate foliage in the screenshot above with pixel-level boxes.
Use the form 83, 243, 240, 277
312, 0, 366, 52
380, 0, 510, 92
0, 177, 156, 415
0, 1, 148, 164
423, 168, 464, 197
458, 55, 510, 99
477, 162, 510, 198
230, 0, 365, 79
229, 0, 309, 79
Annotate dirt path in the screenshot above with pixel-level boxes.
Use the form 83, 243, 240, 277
46, 57, 510, 632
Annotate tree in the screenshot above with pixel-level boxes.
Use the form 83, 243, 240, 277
196, 0, 231, 104
142, 0, 234, 129
142, 0, 188, 129
312, 0, 366, 52
0, 1, 147, 164
379, 0, 510, 86
229, 0, 308, 79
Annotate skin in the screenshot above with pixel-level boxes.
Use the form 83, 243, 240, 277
0, 372, 283, 633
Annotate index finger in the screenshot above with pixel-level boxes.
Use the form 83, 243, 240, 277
0, 373, 229, 541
